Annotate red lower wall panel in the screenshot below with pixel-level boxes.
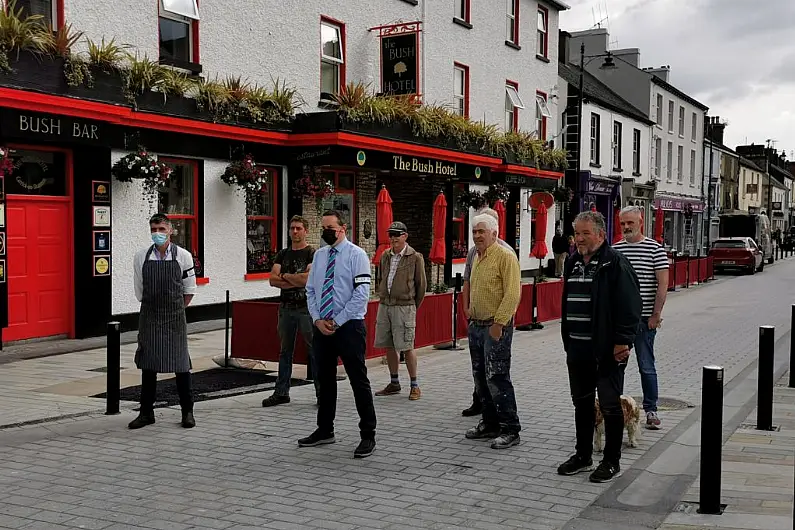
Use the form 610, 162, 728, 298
513, 283, 534, 327
537, 280, 564, 322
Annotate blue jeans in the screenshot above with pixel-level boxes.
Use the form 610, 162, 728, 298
468, 321, 521, 434
634, 319, 658, 413
275, 306, 320, 398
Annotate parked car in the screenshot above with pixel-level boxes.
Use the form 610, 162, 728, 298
709, 237, 764, 274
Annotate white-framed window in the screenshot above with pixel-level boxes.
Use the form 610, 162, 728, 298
17, 0, 57, 27
506, 0, 518, 44
654, 137, 662, 178
612, 121, 622, 170
691, 112, 697, 141
633, 128, 641, 174
677, 145, 684, 182
505, 82, 523, 132
690, 149, 696, 184
453, 63, 469, 117
666, 141, 673, 181
535, 92, 550, 140
590, 113, 601, 165
320, 20, 344, 96
668, 100, 674, 133
655, 94, 663, 125
537, 7, 548, 57
159, 0, 199, 64
678, 105, 685, 137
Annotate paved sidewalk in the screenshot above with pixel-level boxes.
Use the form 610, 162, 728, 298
0, 260, 794, 529
659, 370, 795, 530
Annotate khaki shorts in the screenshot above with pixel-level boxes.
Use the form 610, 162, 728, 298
375, 304, 417, 352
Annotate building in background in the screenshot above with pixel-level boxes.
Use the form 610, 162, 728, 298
564, 28, 708, 254
703, 116, 739, 249
738, 157, 765, 215
736, 144, 793, 234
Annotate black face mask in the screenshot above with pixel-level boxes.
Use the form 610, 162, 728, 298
321, 228, 338, 246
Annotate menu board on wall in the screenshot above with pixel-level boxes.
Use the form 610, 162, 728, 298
91, 181, 111, 277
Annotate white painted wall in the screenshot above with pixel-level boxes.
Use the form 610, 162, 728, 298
111, 150, 280, 315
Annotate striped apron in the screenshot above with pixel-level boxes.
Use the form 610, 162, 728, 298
134, 245, 192, 373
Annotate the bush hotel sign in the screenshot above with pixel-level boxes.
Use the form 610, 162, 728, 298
377, 23, 420, 96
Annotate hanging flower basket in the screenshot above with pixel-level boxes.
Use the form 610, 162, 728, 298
457, 188, 486, 211
111, 146, 173, 204
483, 183, 510, 205
552, 185, 574, 204
221, 154, 268, 193
294, 172, 335, 212
0, 147, 15, 178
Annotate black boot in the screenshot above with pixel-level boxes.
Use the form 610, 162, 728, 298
128, 412, 155, 429
181, 411, 195, 429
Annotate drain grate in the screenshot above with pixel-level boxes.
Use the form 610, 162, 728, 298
87, 366, 126, 373
633, 396, 694, 411
738, 423, 781, 432
675, 501, 726, 515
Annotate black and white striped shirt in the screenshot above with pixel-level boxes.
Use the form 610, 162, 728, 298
613, 237, 668, 317
565, 256, 600, 342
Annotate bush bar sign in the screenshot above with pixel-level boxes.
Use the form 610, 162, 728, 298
381, 32, 418, 95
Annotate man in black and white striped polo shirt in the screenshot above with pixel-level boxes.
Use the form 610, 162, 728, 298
614, 206, 669, 430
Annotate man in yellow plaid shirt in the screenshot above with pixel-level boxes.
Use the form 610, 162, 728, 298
465, 212, 522, 449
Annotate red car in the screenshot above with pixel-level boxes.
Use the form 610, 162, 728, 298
709, 237, 764, 274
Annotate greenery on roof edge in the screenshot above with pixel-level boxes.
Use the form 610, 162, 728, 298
0, 1, 567, 170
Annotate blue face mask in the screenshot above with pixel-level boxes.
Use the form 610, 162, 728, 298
151, 233, 169, 247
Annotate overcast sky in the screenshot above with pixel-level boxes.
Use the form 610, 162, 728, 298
560, 0, 795, 159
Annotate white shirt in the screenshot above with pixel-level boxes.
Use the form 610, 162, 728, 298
387, 245, 407, 293
133, 243, 197, 302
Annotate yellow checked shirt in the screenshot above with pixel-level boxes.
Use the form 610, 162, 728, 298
469, 242, 521, 326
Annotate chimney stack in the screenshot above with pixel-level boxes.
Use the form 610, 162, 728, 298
559, 30, 570, 65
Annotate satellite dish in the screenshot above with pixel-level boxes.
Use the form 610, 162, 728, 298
529, 192, 554, 209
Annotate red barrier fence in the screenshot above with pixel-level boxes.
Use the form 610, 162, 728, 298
231, 258, 716, 361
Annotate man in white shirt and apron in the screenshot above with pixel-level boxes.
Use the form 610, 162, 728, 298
128, 213, 198, 430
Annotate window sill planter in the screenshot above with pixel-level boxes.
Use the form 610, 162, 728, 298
0, 51, 65, 93
134, 90, 203, 119
65, 67, 128, 106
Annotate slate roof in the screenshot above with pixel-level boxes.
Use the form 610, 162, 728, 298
559, 63, 654, 125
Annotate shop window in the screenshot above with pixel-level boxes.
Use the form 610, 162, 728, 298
320, 18, 345, 98
506, 0, 519, 47
246, 166, 279, 273
454, 63, 469, 118
452, 184, 469, 259
505, 81, 523, 133
159, 0, 200, 71
536, 6, 548, 58
16, 0, 59, 27
7, 148, 67, 196
535, 92, 550, 141
158, 157, 200, 266
320, 171, 356, 242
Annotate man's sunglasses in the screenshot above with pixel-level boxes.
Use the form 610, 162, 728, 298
388, 232, 405, 237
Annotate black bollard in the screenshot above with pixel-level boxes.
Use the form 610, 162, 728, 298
757, 325, 775, 431
224, 290, 230, 369
698, 365, 725, 514
789, 306, 795, 389
106, 321, 121, 415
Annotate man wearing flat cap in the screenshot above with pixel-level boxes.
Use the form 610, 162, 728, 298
374, 221, 427, 400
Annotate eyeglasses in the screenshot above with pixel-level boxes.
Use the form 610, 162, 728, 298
388, 232, 405, 237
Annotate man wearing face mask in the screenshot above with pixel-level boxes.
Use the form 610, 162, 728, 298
128, 213, 197, 430
299, 210, 377, 458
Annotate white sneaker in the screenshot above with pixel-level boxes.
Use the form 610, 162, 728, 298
646, 411, 661, 430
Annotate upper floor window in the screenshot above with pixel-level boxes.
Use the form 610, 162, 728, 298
654, 137, 662, 178
691, 112, 697, 141
320, 19, 345, 97
454, 63, 469, 118
16, 0, 58, 27
535, 92, 550, 140
678, 105, 685, 137
159, 0, 199, 67
655, 94, 663, 126
667, 100, 674, 133
505, 81, 523, 132
590, 113, 601, 165
537, 6, 548, 58
689, 149, 696, 185
454, 0, 471, 24
666, 141, 673, 181
632, 128, 641, 174
612, 121, 622, 170
506, 0, 519, 46
677, 145, 684, 182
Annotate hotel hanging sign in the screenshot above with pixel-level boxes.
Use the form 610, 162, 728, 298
370, 21, 421, 96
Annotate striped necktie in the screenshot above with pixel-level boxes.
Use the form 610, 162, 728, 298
319, 247, 337, 320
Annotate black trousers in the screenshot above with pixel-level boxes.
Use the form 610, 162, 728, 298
315, 320, 377, 440
140, 370, 193, 414
566, 346, 626, 464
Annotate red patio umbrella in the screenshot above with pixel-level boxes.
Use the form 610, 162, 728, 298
654, 207, 664, 244
493, 200, 507, 239
372, 185, 393, 264
530, 203, 549, 260
613, 207, 623, 244
429, 192, 447, 285
591, 204, 597, 212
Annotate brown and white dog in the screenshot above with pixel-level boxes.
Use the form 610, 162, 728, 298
594, 395, 641, 452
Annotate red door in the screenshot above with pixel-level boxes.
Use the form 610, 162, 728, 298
5, 198, 71, 341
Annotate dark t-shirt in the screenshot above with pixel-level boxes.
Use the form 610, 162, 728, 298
273, 246, 315, 307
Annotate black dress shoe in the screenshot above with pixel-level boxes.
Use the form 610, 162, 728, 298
128, 413, 155, 429
181, 412, 196, 429
354, 439, 376, 458
461, 403, 482, 417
